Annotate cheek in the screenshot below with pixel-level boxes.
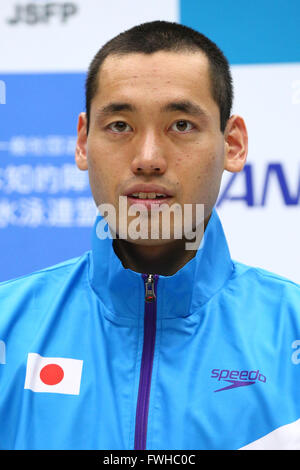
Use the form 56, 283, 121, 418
176, 146, 221, 177
197, 153, 224, 193
177, 148, 223, 203
174, 155, 184, 166
86, 150, 118, 206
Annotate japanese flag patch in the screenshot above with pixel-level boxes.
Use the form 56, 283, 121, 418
24, 353, 83, 395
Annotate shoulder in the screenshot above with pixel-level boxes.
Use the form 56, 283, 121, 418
0, 252, 91, 307
230, 259, 300, 304
0, 252, 93, 358
233, 259, 300, 287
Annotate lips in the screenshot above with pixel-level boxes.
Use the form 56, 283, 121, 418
126, 196, 172, 210
123, 184, 174, 198
123, 184, 174, 210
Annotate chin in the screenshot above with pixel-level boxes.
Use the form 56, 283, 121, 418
124, 236, 182, 247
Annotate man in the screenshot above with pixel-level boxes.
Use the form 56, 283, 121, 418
0, 20, 300, 450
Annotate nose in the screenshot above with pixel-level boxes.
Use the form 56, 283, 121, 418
131, 130, 167, 175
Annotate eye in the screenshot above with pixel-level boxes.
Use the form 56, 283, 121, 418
107, 121, 132, 133
171, 120, 195, 133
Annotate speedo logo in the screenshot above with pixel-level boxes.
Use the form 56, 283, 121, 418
211, 369, 267, 392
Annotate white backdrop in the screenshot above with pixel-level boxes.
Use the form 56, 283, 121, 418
0, 0, 299, 283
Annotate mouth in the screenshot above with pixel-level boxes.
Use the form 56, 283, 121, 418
128, 192, 170, 200
126, 193, 173, 209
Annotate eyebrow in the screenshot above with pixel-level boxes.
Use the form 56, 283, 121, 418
95, 100, 209, 120
96, 102, 136, 118
161, 100, 209, 119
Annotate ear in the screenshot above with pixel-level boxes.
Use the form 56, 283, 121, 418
75, 112, 88, 171
224, 115, 248, 173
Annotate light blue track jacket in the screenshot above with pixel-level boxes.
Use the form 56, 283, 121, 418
1, 208, 300, 450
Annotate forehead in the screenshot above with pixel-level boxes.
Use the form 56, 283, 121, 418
94, 51, 215, 110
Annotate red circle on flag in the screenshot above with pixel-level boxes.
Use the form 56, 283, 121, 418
40, 364, 64, 385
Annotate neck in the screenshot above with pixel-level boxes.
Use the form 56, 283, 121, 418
112, 237, 198, 276
112, 213, 211, 276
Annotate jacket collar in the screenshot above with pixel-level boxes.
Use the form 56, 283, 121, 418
89, 208, 234, 320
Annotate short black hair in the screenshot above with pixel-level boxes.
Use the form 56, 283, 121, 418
85, 20, 233, 133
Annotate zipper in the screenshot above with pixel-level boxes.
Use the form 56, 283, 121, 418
134, 273, 158, 450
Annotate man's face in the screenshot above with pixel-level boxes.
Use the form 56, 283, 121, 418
77, 51, 235, 244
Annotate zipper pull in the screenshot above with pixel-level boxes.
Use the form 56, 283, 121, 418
144, 274, 156, 303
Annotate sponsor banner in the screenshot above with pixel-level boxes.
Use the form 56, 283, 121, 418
180, 0, 300, 64
0, 0, 178, 72
0, 0, 299, 285
0, 72, 97, 281
217, 63, 300, 283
